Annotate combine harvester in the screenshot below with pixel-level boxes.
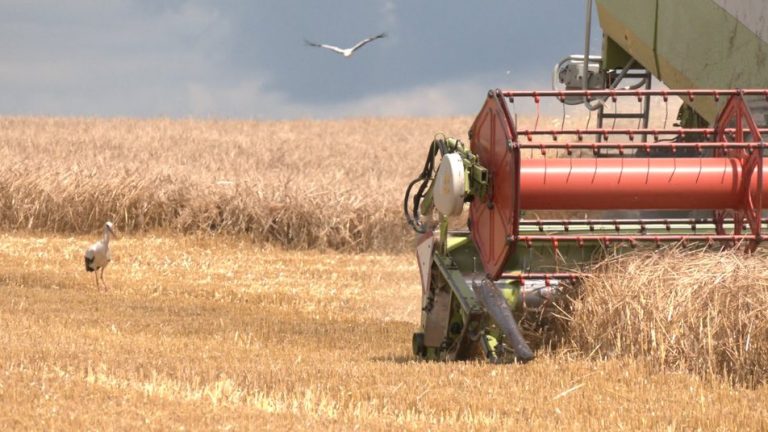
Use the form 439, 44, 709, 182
404, 0, 768, 362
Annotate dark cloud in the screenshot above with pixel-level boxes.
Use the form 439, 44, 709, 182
0, 0, 598, 118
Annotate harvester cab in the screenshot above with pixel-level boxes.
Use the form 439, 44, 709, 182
404, 0, 768, 363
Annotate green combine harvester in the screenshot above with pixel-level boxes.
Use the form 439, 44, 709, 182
404, 0, 768, 363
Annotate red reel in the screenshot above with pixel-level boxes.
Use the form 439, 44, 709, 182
469, 91, 520, 279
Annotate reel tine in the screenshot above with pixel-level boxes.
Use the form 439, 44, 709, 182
560, 100, 566, 134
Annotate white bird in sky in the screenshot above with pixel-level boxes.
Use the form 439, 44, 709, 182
304, 32, 387, 57
84, 221, 118, 291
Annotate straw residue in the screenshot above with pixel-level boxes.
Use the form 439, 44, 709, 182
567, 247, 768, 386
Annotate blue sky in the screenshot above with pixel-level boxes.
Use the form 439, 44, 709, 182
0, 1, 600, 119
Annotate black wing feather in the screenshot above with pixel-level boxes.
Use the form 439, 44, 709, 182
85, 255, 95, 272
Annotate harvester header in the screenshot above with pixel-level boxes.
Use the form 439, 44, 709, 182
404, 88, 768, 363
472, 89, 767, 277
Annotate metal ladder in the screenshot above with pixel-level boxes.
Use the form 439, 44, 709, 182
597, 68, 653, 142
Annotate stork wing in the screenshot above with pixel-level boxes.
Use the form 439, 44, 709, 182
304, 39, 347, 55
349, 32, 387, 53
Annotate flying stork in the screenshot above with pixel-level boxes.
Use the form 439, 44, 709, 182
304, 32, 387, 57
84, 221, 118, 291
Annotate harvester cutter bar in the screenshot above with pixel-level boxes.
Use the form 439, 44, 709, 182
498, 272, 580, 285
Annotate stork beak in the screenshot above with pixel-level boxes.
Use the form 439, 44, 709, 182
109, 225, 119, 239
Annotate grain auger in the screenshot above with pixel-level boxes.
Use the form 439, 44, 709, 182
404, 88, 768, 363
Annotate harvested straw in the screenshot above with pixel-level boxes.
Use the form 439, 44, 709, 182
566, 246, 768, 386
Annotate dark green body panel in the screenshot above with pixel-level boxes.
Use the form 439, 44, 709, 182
597, 0, 768, 123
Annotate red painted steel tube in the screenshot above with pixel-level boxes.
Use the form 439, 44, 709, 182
503, 89, 768, 99
516, 234, 756, 243
515, 128, 768, 139
518, 142, 764, 151
519, 157, 768, 210
518, 217, 768, 229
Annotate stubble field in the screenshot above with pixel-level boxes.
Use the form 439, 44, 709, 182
1, 115, 767, 430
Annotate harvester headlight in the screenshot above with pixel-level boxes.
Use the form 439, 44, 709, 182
434, 153, 466, 217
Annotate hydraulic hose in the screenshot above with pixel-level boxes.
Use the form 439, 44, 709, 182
403, 139, 440, 233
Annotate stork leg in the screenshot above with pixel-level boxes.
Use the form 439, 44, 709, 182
100, 268, 109, 291
94, 271, 100, 291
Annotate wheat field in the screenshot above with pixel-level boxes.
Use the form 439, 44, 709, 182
2, 114, 768, 430
0, 116, 472, 252
2, 233, 768, 430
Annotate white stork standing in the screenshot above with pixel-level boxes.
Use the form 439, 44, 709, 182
84, 221, 118, 291
304, 32, 387, 57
